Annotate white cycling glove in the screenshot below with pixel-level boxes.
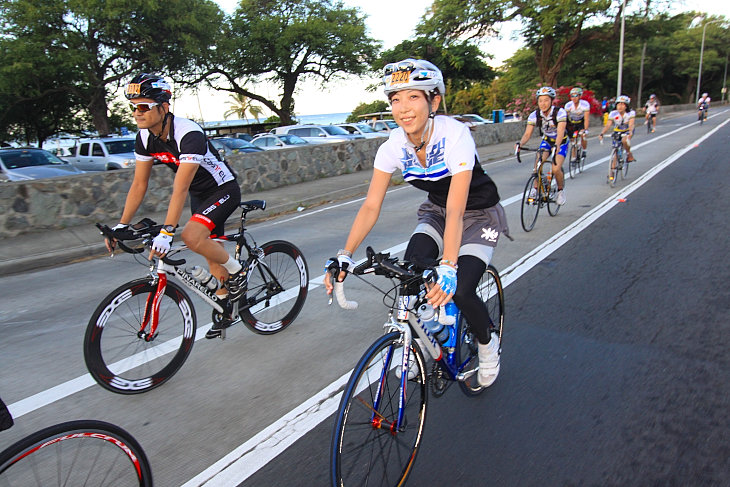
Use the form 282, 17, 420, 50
151, 229, 174, 255
435, 264, 457, 295
325, 254, 356, 280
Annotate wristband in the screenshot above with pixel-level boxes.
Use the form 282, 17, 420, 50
162, 224, 176, 235
439, 259, 458, 269
337, 249, 352, 257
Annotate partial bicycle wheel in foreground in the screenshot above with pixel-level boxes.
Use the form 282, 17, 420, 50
0, 420, 153, 486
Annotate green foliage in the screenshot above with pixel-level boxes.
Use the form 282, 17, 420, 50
346, 100, 390, 123
0, 0, 224, 137
196, 0, 381, 125
375, 38, 496, 91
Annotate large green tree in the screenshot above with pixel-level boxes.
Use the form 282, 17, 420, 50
418, 0, 616, 86
188, 0, 380, 125
0, 0, 223, 136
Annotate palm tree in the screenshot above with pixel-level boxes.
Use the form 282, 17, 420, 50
223, 93, 262, 121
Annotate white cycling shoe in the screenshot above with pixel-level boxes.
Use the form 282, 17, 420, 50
477, 332, 501, 387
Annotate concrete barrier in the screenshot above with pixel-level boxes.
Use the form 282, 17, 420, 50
0, 120, 524, 238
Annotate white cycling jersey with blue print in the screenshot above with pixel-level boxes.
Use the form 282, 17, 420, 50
373, 115, 500, 210
527, 106, 567, 138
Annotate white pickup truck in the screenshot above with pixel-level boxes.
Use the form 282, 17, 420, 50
67, 137, 137, 171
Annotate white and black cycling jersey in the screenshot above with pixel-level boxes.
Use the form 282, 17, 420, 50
135, 114, 236, 196
607, 110, 636, 132
527, 106, 567, 138
563, 99, 591, 122
373, 115, 500, 210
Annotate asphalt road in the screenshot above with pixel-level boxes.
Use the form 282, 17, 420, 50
1, 109, 728, 486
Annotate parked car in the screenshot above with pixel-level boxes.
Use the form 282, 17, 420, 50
271, 124, 364, 144
503, 112, 522, 123
365, 119, 399, 133
453, 114, 492, 125
251, 133, 309, 150
336, 123, 388, 139
66, 137, 136, 171
0, 147, 85, 181
209, 137, 264, 161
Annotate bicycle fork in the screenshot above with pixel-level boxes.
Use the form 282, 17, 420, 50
139, 264, 168, 342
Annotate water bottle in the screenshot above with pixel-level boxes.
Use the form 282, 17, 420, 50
189, 265, 219, 291
418, 303, 444, 340
438, 302, 458, 347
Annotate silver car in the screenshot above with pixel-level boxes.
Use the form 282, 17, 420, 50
251, 133, 310, 150
272, 124, 364, 144
336, 123, 389, 138
0, 148, 85, 181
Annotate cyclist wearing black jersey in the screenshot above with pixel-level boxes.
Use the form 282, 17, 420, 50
107, 74, 246, 337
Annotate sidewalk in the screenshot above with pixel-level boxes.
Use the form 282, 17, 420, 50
0, 140, 518, 276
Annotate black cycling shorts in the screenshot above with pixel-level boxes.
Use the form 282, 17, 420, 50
189, 181, 241, 237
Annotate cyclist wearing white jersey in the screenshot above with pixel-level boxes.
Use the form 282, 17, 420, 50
644, 94, 660, 132
697, 93, 710, 121
515, 86, 569, 205
106, 73, 247, 338
599, 94, 636, 163
564, 87, 591, 158
324, 59, 509, 387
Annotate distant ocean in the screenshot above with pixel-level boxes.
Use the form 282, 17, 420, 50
205, 112, 352, 127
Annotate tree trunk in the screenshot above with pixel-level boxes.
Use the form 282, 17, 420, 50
88, 87, 111, 136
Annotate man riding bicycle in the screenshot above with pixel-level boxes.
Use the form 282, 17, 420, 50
644, 94, 660, 132
697, 93, 711, 121
323, 58, 508, 387
105, 73, 246, 339
515, 86, 569, 206
599, 94, 636, 164
564, 87, 590, 160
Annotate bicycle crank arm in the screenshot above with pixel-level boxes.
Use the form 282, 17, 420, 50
456, 366, 479, 382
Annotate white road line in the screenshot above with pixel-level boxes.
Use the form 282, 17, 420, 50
182, 116, 730, 486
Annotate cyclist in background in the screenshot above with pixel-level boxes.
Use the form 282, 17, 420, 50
324, 58, 509, 387
515, 86, 569, 205
697, 92, 711, 121
106, 73, 246, 339
564, 87, 591, 159
644, 94, 660, 132
599, 94, 636, 163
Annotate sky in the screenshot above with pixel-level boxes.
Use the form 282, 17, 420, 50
164, 0, 730, 122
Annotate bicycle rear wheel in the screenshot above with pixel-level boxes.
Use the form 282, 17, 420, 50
0, 420, 152, 486
239, 240, 309, 334
547, 173, 560, 216
520, 174, 540, 232
84, 278, 196, 394
457, 265, 504, 396
331, 332, 427, 487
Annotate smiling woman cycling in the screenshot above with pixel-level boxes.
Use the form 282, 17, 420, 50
324, 58, 509, 387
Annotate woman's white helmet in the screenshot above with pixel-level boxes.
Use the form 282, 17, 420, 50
616, 95, 631, 105
382, 58, 445, 97
536, 86, 557, 99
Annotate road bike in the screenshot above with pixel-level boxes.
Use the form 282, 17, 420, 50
646, 114, 656, 134
603, 132, 629, 187
567, 129, 585, 179
698, 104, 708, 125
516, 146, 561, 232
0, 397, 153, 486
84, 199, 309, 394
328, 247, 504, 486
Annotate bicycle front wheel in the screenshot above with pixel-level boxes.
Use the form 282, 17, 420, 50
239, 240, 309, 334
547, 174, 560, 216
520, 174, 540, 232
0, 420, 152, 486
568, 145, 578, 179
457, 265, 504, 396
621, 155, 629, 179
608, 150, 619, 187
84, 278, 196, 394
331, 332, 427, 487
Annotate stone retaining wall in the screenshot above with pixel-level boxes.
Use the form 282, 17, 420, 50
0, 121, 526, 238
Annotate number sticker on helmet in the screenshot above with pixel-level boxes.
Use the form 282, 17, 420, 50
126, 83, 141, 96
390, 71, 410, 85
